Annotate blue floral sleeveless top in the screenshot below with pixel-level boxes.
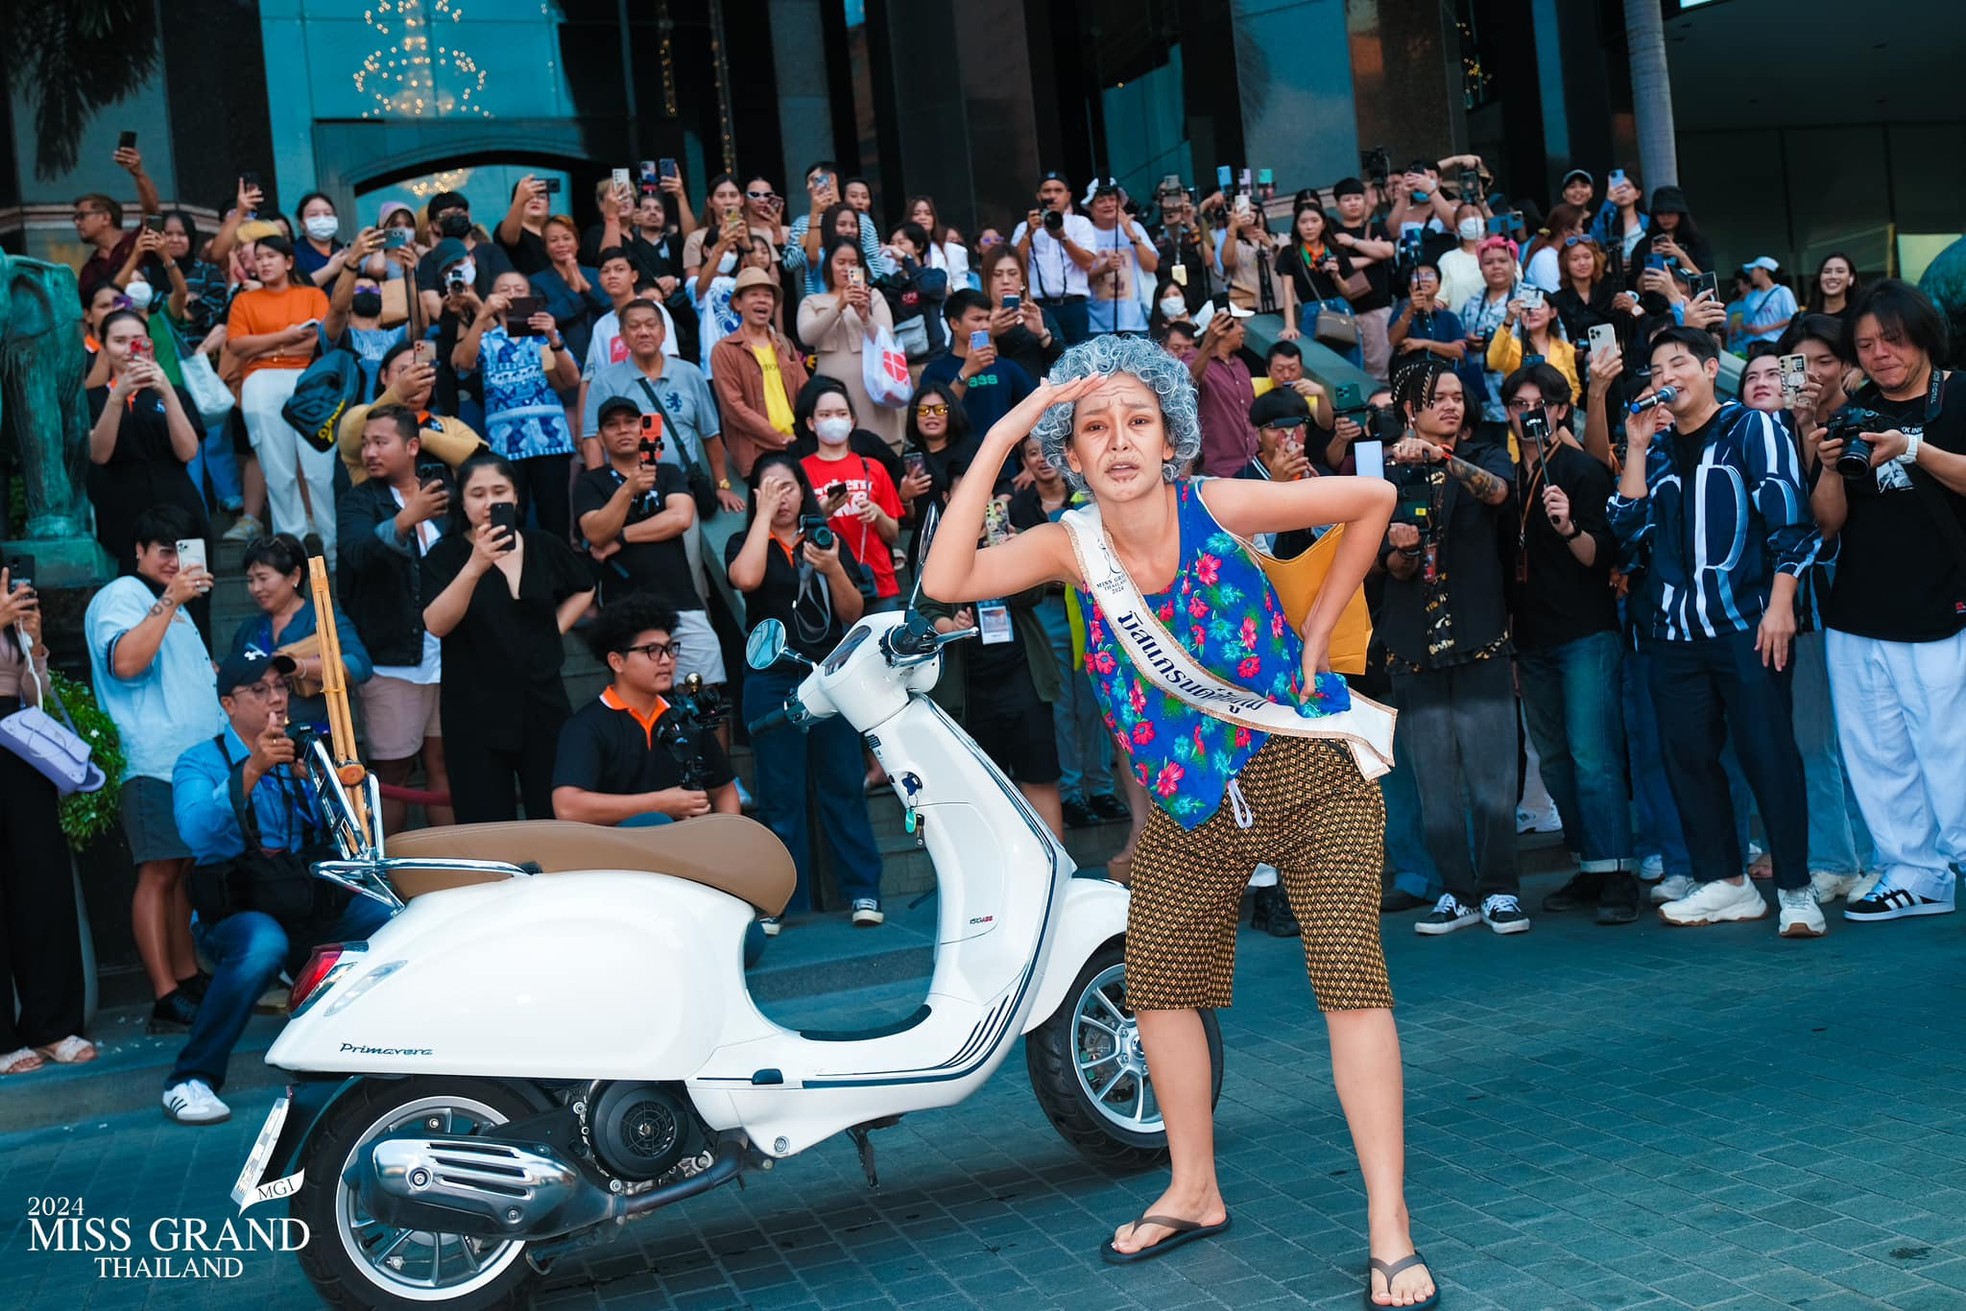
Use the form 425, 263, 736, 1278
481, 327, 575, 461
1077, 479, 1352, 830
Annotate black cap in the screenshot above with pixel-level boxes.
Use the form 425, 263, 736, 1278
426, 190, 469, 220
217, 647, 297, 696
1404, 159, 1434, 176
1560, 168, 1593, 190
1649, 185, 1689, 216
1250, 387, 1312, 430
597, 395, 642, 426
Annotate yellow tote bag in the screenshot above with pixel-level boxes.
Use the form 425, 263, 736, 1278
1233, 525, 1374, 676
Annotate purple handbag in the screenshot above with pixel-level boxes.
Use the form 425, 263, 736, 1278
0, 645, 107, 797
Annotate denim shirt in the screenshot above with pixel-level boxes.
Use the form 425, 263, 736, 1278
172, 725, 324, 865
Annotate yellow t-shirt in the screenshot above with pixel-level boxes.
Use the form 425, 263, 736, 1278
752, 345, 796, 436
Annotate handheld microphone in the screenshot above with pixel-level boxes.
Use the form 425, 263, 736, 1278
1627, 386, 1678, 416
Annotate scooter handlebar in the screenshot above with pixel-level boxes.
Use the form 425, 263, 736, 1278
746, 703, 798, 736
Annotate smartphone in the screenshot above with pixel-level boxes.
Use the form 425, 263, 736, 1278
1779, 353, 1808, 399
505, 295, 543, 334
969, 329, 991, 354
640, 412, 663, 446
1644, 253, 1668, 273
119, 130, 137, 150
1692, 271, 1718, 299
638, 160, 657, 183
383, 227, 412, 250
1333, 381, 1364, 413
825, 481, 848, 504
486, 501, 520, 550
239, 171, 260, 190
659, 158, 679, 180
1234, 194, 1252, 220
1486, 214, 1509, 236
1215, 164, 1233, 190
411, 339, 435, 369
129, 335, 154, 360
903, 451, 927, 481
1608, 168, 1627, 189
175, 538, 207, 573
612, 167, 632, 193
6, 553, 35, 593
1588, 323, 1617, 356
541, 177, 561, 196
845, 265, 864, 289
1458, 169, 1481, 199
1520, 288, 1545, 310
142, 214, 165, 233
1002, 292, 1021, 312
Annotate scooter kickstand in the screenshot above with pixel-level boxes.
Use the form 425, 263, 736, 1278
846, 1115, 902, 1189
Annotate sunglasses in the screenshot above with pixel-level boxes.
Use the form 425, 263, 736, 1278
914, 403, 950, 418
1562, 235, 1600, 248
620, 641, 680, 661
746, 190, 776, 201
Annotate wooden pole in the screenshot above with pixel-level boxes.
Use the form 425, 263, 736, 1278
307, 556, 370, 833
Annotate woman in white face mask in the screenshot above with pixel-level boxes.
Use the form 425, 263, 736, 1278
1436, 203, 1488, 315
797, 239, 904, 452
794, 377, 906, 611
292, 192, 354, 289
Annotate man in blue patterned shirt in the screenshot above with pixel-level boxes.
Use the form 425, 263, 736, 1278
1610, 326, 1824, 938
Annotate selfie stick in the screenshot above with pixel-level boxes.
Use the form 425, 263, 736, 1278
307, 557, 370, 824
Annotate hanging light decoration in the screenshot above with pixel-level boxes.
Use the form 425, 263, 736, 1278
404, 168, 474, 199
355, 0, 492, 119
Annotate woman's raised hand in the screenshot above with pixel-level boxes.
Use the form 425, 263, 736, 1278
984, 372, 1110, 450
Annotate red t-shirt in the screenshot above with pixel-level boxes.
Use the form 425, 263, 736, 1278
801, 452, 903, 598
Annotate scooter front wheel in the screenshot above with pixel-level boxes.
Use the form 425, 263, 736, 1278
293, 1077, 540, 1311
1025, 940, 1224, 1171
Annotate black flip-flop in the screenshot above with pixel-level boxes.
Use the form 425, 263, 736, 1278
1101, 1212, 1233, 1264
1366, 1250, 1440, 1309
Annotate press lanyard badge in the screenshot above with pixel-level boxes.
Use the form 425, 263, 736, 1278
978, 601, 1013, 645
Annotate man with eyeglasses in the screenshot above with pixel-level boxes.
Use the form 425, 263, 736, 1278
164, 648, 391, 1125
73, 138, 161, 301
552, 595, 737, 826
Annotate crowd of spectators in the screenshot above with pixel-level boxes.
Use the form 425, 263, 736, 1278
4, 142, 1958, 1133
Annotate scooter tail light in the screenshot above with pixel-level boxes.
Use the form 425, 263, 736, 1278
288, 946, 346, 1014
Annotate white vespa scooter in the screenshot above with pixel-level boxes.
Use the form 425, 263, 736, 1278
233, 608, 1223, 1310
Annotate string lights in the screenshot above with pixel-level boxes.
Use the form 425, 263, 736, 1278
354, 0, 492, 119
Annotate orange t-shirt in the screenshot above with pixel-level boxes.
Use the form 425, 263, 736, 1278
227, 284, 331, 377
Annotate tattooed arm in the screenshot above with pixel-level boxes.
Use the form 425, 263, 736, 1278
1444, 451, 1510, 505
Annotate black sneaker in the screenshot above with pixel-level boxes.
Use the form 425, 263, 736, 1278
1480, 894, 1532, 935
1415, 895, 1480, 936
176, 970, 214, 1003
1540, 871, 1604, 914
1061, 798, 1100, 830
1845, 883, 1955, 922
1595, 872, 1643, 925
1250, 885, 1302, 937
1088, 793, 1131, 823
148, 989, 200, 1035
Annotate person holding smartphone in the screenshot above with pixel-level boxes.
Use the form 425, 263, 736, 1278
421, 453, 595, 823
799, 239, 905, 450
451, 270, 581, 538
86, 310, 210, 578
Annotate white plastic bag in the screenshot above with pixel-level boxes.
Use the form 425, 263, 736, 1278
864, 325, 913, 408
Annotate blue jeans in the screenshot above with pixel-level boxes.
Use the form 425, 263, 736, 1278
743, 665, 884, 912
1298, 301, 1365, 371
1790, 631, 1874, 874
1382, 750, 1441, 900
188, 417, 243, 511
173, 896, 392, 1092
1518, 632, 1633, 871
1036, 596, 1113, 804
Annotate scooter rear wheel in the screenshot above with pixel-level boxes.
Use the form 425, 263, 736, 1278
1025, 940, 1224, 1171
294, 1077, 540, 1311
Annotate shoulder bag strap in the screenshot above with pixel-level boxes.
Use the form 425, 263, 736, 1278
1058, 505, 1396, 779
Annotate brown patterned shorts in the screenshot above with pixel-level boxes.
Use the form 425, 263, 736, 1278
1125, 736, 1392, 1013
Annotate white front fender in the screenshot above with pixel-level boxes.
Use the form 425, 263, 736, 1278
1021, 876, 1130, 1034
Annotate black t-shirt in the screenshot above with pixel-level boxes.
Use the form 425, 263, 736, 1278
725, 528, 865, 663
1822, 373, 1966, 642
1335, 219, 1394, 312
1378, 438, 1517, 671
497, 226, 550, 278
1511, 441, 1620, 650
553, 692, 735, 797
1281, 242, 1356, 306
422, 530, 591, 747
572, 463, 696, 609
579, 226, 680, 290
84, 384, 209, 569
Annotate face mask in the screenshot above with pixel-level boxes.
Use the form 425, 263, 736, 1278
815, 416, 853, 445
124, 280, 154, 310
436, 212, 471, 239
351, 290, 384, 318
717, 252, 738, 275
304, 215, 339, 242
1458, 218, 1484, 242
450, 259, 475, 286
1159, 296, 1186, 319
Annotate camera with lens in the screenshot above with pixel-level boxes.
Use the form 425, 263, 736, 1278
798, 514, 836, 552
1826, 406, 1884, 480
1361, 146, 1392, 189
655, 673, 729, 791
1042, 208, 1064, 234
1385, 461, 1436, 535
444, 269, 468, 295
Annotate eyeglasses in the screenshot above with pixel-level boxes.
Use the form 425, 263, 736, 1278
622, 641, 680, 661
232, 680, 287, 700
914, 403, 949, 418
1562, 235, 1599, 248
71, 210, 104, 223
1505, 396, 1548, 412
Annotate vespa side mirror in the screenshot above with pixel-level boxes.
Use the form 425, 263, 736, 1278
745, 618, 788, 671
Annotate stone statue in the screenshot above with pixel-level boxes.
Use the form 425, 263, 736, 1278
1918, 235, 1966, 371
0, 252, 99, 583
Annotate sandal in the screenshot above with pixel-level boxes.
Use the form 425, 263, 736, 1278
1366, 1250, 1440, 1310
1, 1047, 45, 1075
35, 1036, 97, 1065
1101, 1212, 1232, 1264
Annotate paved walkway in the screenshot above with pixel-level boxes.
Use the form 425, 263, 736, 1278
3, 880, 1963, 1310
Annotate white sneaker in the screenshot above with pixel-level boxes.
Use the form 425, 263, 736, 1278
1809, 871, 1862, 904
1659, 877, 1767, 927
1845, 879, 1955, 922
1845, 871, 1882, 904
1649, 874, 1695, 905
1639, 854, 1665, 881
1516, 804, 1562, 834
758, 916, 782, 937
1778, 887, 1827, 937
219, 513, 264, 544
162, 1079, 231, 1125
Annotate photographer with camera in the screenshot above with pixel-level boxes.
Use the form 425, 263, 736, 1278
553, 595, 737, 826
726, 454, 883, 932
164, 649, 391, 1125
1808, 280, 1966, 922
1376, 359, 1527, 937
1152, 183, 1216, 313
1500, 365, 1636, 923
1012, 172, 1099, 346
1610, 327, 1822, 937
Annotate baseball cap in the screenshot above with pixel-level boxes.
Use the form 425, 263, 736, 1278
1742, 256, 1780, 272
1250, 388, 1312, 430
429, 237, 470, 271
217, 648, 297, 696
1560, 168, 1593, 190
597, 396, 642, 426
426, 190, 469, 220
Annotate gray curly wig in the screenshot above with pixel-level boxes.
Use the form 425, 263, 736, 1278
1031, 334, 1202, 491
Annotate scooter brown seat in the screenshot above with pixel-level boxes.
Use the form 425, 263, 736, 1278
381, 815, 796, 915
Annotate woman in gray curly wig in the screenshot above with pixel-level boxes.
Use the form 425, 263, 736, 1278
922, 335, 1437, 1306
